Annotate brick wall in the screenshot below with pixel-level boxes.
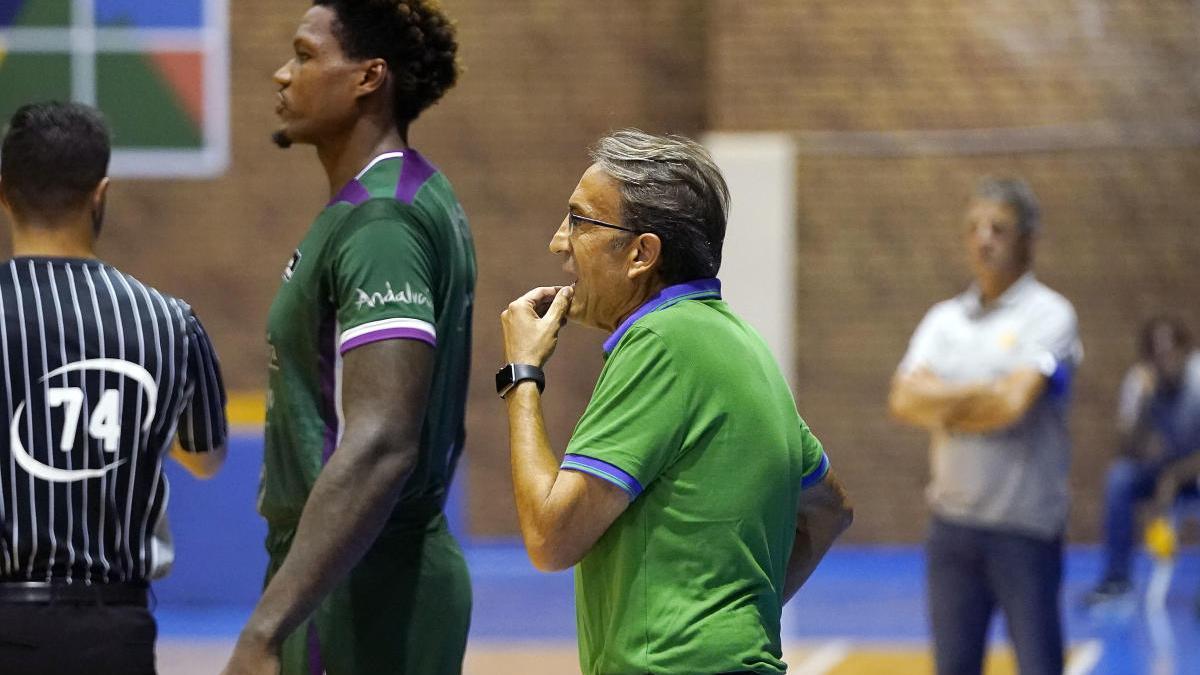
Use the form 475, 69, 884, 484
710, 0, 1200, 542
1, 1, 1195, 542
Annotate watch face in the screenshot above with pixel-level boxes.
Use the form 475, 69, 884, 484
496, 364, 516, 397
495, 363, 543, 398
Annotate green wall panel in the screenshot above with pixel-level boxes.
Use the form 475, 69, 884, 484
13, 0, 71, 28
0, 53, 72, 122
96, 53, 203, 148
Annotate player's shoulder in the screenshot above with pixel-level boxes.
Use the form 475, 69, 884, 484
335, 197, 404, 228
328, 198, 432, 254
332, 150, 457, 237
356, 148, 447, 205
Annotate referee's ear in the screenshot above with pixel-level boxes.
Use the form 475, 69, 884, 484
91, 177, 110, 208
89, 177, 110, 235
0, 178, 18, 225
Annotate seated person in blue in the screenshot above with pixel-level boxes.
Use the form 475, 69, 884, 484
1086, 316, 1200, 604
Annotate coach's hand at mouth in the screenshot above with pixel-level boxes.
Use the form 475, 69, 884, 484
502, 285, 573, 367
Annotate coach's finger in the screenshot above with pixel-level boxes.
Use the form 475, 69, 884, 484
517, 286, 561, 311
542, 285, 572, 325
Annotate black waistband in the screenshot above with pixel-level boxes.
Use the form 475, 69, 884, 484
0, 580, 148, 606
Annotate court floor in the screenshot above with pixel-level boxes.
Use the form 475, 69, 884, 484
155, 545, 1200, 674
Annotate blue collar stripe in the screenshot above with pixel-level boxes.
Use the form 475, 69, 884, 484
602, 278, 721, 354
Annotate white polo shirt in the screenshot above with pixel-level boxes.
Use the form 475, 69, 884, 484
899, 272, 1082, 540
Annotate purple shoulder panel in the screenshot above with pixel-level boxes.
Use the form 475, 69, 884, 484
328, 179, 371, 206
394, 149, 439, 204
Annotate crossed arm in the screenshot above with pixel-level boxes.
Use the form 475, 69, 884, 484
223, 339, 432, 673
888, 366, 1048, 434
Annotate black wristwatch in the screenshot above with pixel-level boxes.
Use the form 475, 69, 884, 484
495, 363, 545, 398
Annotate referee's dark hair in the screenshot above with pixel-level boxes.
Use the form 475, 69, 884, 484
0, 101, 110, 221
315, 0, 459, 130
590, 129, 731, 285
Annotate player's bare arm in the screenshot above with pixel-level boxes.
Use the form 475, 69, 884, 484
223, 338, 432, 673
502, 285, 630, 571
783, 471, 853, 603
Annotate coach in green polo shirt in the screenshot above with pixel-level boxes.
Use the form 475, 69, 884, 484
500, 129, 854, 675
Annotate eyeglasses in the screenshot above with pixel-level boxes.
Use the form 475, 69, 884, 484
567, 211, 636, 234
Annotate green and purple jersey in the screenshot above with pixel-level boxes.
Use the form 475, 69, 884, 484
260, 150, 475, 530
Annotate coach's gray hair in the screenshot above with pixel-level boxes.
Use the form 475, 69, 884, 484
589, 129, 730, 283
975, 176, 1041, 235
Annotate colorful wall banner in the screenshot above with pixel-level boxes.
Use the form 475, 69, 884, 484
0, 0, 230, 178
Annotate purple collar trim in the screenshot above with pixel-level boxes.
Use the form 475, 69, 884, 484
326, 149, 433, 207
328, 179, 371, 206
602, 278, 721, 354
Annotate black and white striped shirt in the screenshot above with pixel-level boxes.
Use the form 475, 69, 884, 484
0, 257, 226, 584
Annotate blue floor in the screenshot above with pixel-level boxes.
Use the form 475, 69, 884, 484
157, 543, 1200, 674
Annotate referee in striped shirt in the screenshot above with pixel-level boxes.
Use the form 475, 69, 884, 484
0, 101, 228, 674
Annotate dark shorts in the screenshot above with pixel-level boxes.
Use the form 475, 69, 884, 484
269, 512, 472, 675
0, 600, 157, 675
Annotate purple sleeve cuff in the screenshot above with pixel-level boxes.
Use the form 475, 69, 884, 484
561, 453, 644, 500
339, 318, 436, 354
801, 453, 831, 489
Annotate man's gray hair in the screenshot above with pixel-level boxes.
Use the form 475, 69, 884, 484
975, 176, 1041, 235
589, 129, 730, 283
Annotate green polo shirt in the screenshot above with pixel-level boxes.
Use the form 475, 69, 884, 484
562, 278, 830, 675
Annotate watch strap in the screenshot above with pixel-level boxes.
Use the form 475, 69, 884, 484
496, 363, 545, 398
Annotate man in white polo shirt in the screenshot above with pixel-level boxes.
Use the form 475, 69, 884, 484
889, 177, 1082, 675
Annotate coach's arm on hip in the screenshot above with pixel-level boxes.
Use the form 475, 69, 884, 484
783, 470, 853, 603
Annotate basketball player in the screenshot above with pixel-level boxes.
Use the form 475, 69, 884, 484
223, 2, 474, 673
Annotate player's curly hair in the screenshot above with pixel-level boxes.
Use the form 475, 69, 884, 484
315, 0, 459, 128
